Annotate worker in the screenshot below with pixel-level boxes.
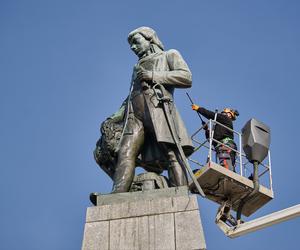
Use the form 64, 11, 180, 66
192, 104, 239, 171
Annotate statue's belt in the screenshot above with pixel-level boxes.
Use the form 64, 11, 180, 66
131, 88, 153, 100
131, 81, 152, 93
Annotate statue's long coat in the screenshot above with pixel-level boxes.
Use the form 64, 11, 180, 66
127, 49, 194, 167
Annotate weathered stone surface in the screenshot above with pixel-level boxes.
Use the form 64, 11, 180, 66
148, 214, 176, 250
109, 217, 139, 249
87, 195, 198, 223
82, 189, 206, 250
175, 210, 206, 250
108, 214, 176, 250
96, 186, 188, 206
82, 221, 109, 250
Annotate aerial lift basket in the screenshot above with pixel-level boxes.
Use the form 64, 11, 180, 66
188, 118, 273, 217
188, 114, 300, 238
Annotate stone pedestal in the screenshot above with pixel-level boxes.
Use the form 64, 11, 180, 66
82, 187, 206, 250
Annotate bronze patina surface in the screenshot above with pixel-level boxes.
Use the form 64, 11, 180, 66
95, 27, 193, 193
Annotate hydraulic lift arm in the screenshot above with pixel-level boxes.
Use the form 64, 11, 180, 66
216, 204, 300, 238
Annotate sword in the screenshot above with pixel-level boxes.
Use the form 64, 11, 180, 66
153, 84, 205, 197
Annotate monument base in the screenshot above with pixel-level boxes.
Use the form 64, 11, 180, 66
82, 187, 206, 250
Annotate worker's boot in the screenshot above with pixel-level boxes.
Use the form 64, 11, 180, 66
167, 149, 188, 187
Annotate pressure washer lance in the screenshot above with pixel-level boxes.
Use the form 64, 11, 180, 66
186, 92, 205, 124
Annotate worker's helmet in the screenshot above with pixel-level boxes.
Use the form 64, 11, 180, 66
222, 108, 239, 120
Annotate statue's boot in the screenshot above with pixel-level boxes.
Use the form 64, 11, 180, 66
167, 149, 188, 187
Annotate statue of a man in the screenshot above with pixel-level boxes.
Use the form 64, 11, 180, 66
112, 27, 194, 193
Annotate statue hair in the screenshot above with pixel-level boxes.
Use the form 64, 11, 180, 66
128, 27, 164, 51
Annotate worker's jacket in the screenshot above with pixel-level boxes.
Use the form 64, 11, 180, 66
197, 107, 234, 145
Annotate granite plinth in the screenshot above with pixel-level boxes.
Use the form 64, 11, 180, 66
82, 187, 206, 250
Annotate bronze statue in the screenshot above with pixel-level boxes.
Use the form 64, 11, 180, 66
95, 27, 194, 193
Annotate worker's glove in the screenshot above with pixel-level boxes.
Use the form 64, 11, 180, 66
192, 104, 200, 111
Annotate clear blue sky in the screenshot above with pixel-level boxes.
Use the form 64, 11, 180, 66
1, 0, 299, 249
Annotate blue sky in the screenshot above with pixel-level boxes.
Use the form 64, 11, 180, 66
1, 0, 299, 249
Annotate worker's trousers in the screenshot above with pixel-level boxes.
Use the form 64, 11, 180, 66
216, 141, 237, 171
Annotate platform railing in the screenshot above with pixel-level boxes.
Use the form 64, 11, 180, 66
190, 119, 273, 192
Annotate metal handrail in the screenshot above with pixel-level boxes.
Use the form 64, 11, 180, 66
189, 119, 273, 190
213, 119, 241, 136
211, 138, 246, 156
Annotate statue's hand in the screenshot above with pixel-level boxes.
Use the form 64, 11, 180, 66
136, 70, 152, 82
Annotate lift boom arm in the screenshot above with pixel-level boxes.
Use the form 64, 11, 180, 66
217, 204, 300, 238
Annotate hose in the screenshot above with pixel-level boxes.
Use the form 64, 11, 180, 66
236, 161, 259, 222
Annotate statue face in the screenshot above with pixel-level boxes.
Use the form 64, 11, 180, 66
129, 33, 151, 58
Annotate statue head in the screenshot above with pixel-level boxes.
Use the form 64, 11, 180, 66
128, 27, 164, 58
